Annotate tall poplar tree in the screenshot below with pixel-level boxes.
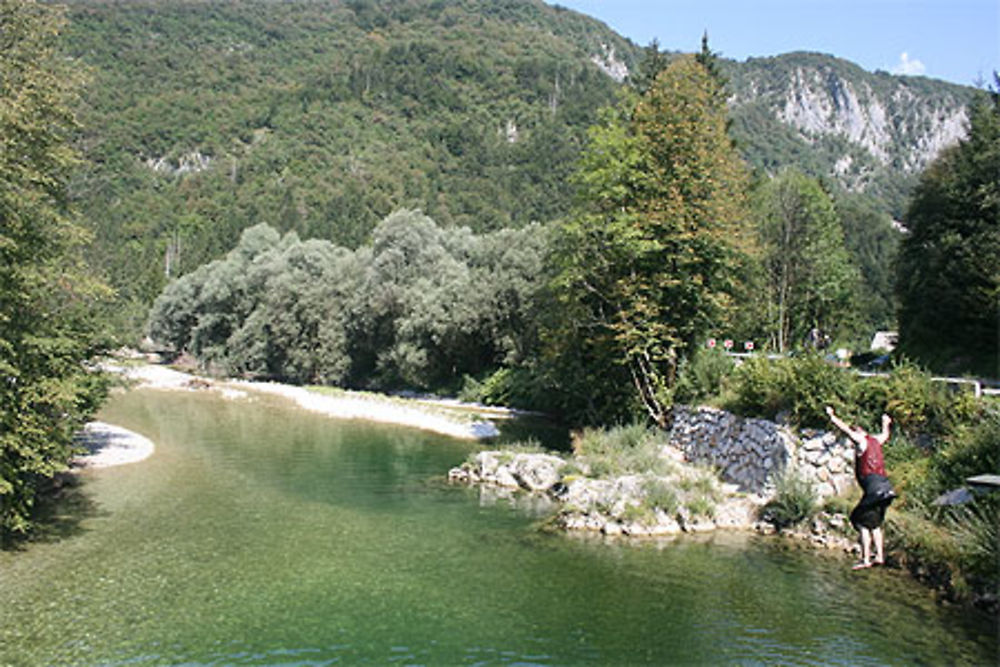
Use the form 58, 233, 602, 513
1, 0, 109, 540
553, 55, 750, 426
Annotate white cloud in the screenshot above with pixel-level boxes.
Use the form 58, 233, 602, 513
891, 52, 926, 76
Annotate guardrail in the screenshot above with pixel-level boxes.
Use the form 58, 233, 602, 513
727, 353, 998, 399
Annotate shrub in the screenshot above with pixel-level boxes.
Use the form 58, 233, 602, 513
642, 477, 679, 515
726, 353, 852, 427
573, 423, 672, 477
621, 503, 656, 524
673, 348, 735, 405
930, 406, 999, 492
946, 497, 999, 591
879, 362, 978, 441
885, 510, 963, 593
686, 496, 716, 519
761, 467, 817, 528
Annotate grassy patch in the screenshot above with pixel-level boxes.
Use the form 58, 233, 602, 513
761, 467, 817, 529
572, 423, 674, 478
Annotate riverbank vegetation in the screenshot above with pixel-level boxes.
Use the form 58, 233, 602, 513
3, 0, 996, 617
462, 357, 998, 608
691, 349, 998, 607
0, 0, 110, 541
728, 356, 998, 607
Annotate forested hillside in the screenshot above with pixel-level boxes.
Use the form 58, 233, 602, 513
56, 0, 976, 336
61, 0, 636, 332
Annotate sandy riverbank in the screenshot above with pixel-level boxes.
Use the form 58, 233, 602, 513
73, 421, 155, 469
109, 363, 500, 440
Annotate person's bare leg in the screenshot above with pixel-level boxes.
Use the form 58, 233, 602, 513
873, 527, 884, 564
854, 527, 872, 569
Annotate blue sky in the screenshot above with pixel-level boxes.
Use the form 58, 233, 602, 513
547, 1, 999, 87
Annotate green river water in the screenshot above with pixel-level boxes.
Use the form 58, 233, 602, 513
1, 389, 996, 665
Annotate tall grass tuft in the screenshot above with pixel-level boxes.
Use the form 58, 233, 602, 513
573, 423, 672, 477
761, 467, 817, 528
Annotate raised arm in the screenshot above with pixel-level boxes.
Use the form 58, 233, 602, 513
876, 413, 892, 444
825, 406, 866, 448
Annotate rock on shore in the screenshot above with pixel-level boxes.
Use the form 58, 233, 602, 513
449, 406, 862, 553
449, 448, 768, 537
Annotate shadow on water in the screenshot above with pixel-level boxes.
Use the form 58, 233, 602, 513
2, 473, 104, 551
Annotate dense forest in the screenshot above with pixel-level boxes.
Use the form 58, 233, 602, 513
55, 0, 975, 338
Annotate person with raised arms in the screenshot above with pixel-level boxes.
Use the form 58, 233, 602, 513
826, 406, 897, 570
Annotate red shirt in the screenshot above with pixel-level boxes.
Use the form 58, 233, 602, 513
856, 434, 886, 481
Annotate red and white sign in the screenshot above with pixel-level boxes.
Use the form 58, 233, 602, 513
745, 341, 755, 351
707, 338, 717, 349
723, 339, 733, 350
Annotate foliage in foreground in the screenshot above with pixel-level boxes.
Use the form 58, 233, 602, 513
760, 467, 816, 529
626, 354, 999, 605
1, 0, 110, 542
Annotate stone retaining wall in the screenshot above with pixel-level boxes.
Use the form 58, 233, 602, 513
668, 406, 855, 498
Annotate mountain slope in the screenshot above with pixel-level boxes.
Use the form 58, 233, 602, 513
726, 52, 976, 217
57, 0, 977, 334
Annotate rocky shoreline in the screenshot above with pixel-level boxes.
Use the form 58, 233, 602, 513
72, 421, 155, 469
449, 446, 857, 553
449, 407, 865, 557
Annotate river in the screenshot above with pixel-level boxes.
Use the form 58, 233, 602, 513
1, 389, 995, 665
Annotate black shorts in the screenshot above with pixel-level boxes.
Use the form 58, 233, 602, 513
850, 474, 896, 531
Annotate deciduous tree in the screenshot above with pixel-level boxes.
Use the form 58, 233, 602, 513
1, 0, 109, 540
754, 170, 860, 352
896, 79, 1000, 376
553, 55, 751, 425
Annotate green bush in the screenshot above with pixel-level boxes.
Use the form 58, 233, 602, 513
642, 477, 679, 515
930, 406, 999, 492
946, 497, 999, 590
885, 510, 963, 593
726, 353, 852, 427
673, 348, 735, 405
761, 467, 817, 528
878, 362, 978, 441
686, 496, 716, 520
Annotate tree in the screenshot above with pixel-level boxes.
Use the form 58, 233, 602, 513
835, 192, 899, 331
754, 170, 860, 352
0, 0, 109, 540
629, 38, 670, 96
147, 211, 550, 393
896, 79, 1000, 376
695, 31, 727, 91
552, 55, 751, 426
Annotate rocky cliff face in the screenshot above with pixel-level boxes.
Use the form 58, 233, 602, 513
582, 48, 976, 216
782, 70, 965, 170
760, 63, 967, 171
724, 53, 978, 213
